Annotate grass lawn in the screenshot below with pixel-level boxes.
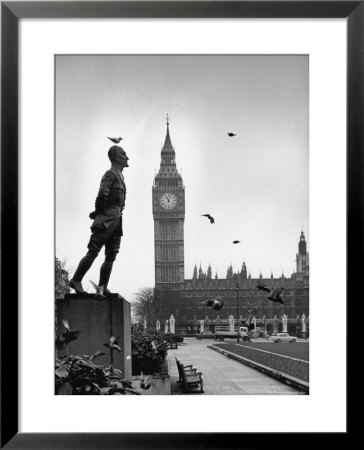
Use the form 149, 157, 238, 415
213, 341, 309, 382
238, 342, 309, 361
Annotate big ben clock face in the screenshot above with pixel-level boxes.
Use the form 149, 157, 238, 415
160, 192, 177, 209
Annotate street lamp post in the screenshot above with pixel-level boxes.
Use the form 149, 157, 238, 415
236, 282, 240, 343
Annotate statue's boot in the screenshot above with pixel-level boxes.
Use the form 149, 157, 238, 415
99, 260, 113, 295
69, 253, 95, 294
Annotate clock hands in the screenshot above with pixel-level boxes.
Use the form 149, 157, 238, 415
160, 193, 177, 209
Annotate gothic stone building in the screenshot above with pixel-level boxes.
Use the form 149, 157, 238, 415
152, 119, 309, 336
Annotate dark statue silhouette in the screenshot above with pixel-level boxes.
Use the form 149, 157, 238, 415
69, 145, 129, 297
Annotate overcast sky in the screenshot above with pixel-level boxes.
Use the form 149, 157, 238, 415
56, 55, 308, 301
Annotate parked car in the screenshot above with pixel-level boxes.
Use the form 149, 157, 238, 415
272, 333, 297, 343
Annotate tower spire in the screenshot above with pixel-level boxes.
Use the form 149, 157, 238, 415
161, 114, 175, 162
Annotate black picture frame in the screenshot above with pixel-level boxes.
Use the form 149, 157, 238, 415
1, 1, 356, 448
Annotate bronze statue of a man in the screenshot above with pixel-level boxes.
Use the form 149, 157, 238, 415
69, 145, 129, 294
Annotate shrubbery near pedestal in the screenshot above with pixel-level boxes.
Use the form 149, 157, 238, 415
131, 322, 168, 375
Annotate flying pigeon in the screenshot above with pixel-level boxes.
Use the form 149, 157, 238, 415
232, 240, 241, 244
55, 335, 67, 350
250, 329, 268, 339
61, 319, 81, 345
87, 350, 106, 364
241, 307, 256, 330
211, 297, 224, 310
201, 214, 215, 224
104, 336, 122, 352
201, 299, 214, 307
140, 373, 152, 390
257, 284, 271, 293
267, 288, 285, 304
201, 297, 224, 310
89, 280, 106, 300
228, 132, 236, 137
151, 340, 164, 352
140, 375, 152, 390
108, 137, 123, 144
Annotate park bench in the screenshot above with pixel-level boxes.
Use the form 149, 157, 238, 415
175, 358, 204, 394
175, 357, 196, 382
167, 340, 178, 349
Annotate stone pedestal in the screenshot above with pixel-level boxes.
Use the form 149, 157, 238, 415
228, 315, 234, 333
282, 314, 288, 333
169, 315, 175, 333
199, 319, 204, 333
56, 293, 132, 380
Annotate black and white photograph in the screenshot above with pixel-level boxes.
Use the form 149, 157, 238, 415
55, 54, 309, 396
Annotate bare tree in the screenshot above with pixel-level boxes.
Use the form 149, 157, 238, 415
55, 257, 71, 299
132, 288, 163, 325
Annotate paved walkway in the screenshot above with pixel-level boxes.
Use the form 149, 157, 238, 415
167, 338, 304, 395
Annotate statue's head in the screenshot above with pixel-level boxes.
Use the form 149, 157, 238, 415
108, 145, 129, 167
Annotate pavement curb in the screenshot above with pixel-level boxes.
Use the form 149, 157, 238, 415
207, 344, 309, 394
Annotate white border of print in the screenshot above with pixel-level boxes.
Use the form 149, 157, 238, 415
19, 18, 346, 433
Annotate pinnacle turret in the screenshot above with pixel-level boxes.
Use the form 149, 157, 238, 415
299, 230, 307, 255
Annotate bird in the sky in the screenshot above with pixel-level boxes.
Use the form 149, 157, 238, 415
201, 214, 215, 224
232, 240, 241, 244
61, 319, 81, 345
267, 288, 285, 304
108, 137, 123, 143
256, 284, 271, 293
104, 336, 122, 352
228, 132, 236, 137
201, 297, 224, 310
89, 280, 106, 300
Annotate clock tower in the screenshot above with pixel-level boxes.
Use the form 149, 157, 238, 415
153, 116, 185, 290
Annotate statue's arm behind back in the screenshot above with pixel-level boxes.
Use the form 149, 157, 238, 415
94, 170, 115, 215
